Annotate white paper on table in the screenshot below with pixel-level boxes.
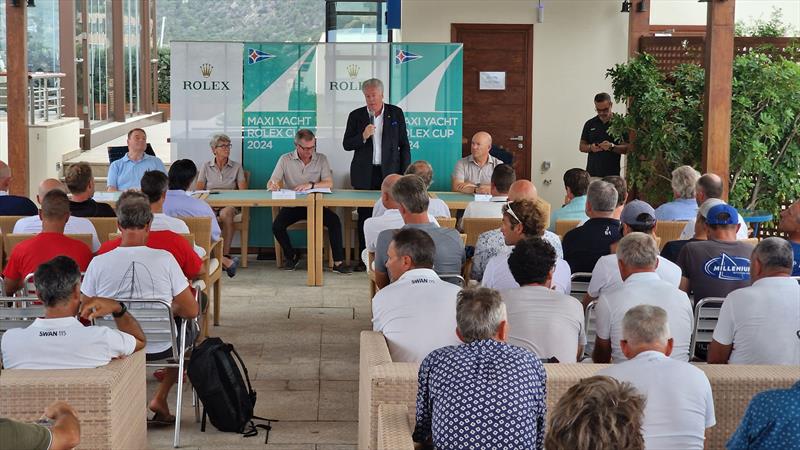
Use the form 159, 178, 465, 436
187, 190, 211, 197
299, 187, 333, 194
474, 194, 492, 202
271, 189, 297, 200
93, 192, 117, 201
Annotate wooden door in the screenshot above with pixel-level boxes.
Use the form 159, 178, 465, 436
451, 24, 533, 181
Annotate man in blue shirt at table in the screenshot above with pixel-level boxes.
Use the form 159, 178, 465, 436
413, 287, 547, 450
549, 168, 589, 232
778, 198, 800, 276
107, 128, 166, 191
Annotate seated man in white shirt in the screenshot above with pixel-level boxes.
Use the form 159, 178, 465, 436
482, 199, 571, 293
363, 174, 437, 252
371, 160, 451, 218
459, 163, 515, 229
1, 255, 146, 369
502, 237, 585, 362
140, 170, 205, 257
679, 173, 748, 240
599, 305, 715, 450
585, 200, 681, 306
372, 228, 462, 362
593, 232, 694, 363
13, 178, 101, 252
708, 237, 800, 366
80, 191, 199, 425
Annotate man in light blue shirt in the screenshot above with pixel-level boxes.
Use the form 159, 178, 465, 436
107, 128, 166, 191
163, 159, 238, 277
549, 168, 589, 231
654, 165, 700, 221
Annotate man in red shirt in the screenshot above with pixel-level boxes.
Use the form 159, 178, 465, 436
97, 230, 202, 280
3, 190, 93, 295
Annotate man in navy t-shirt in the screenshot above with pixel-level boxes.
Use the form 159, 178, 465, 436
778, 199, 800, 276
562, 180, 622, 273
0, 160, 37, 217
579, 93, 629, 177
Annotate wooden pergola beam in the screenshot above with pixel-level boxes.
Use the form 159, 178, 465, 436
702, 0, 736, 200
5, 0, 29, 196
628, 0, 651, 58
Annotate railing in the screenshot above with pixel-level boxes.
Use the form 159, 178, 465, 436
0, 72, 65, 124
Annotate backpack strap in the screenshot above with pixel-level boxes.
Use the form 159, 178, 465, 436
228, 345, 255, 396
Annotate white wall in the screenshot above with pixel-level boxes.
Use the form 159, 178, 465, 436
651, 0, 800, 29
401, 0, 629, 209
28, 117, 81, 197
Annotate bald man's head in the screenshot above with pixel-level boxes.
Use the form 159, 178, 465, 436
470, 131, 492, 161
696, 173, 724, 205
37, 178, 67, 203
507, 180, 538, 202
381, 174, 403, 209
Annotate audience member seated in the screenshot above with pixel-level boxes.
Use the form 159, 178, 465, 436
562, 180, 622, 273
371, 229, 461, 362
660, 210, 709, 264
196, 133, 248, 262
64, 162, 116, 217
677, 203, 754, 301
654, 165, 701, 221
459, 163, 515, 226
413, 287, 547, 449
106, 128, 166, 192
372, 160, 450, 218
364, 174, 436, 252
471, 180, 562, 281
482, 199, 571, 293
373, 175, 464, 289
80, 192, 198, 425
777, 198, 800, 276
708, 238, 800, 366
599, 305, 715, 449
3, 191, 93, 296
602, 175, 627, 220
451, 131, 502, 194
586, 200, 681, 304
97, 192, 202, 281
267, 129, 350, 274
0, 160, 40, 216
2, 255, 145, 368
727, 380, 800, 450
0, 400, 81, 450
593, 233, 693, 363
164, 159, 238, 277
503, 237, 585, 362
679, 173, 748, 240
545, 375, 645, 450
13, 179, 101, 252
548, 167, 590, 231
140, 170, 204, 258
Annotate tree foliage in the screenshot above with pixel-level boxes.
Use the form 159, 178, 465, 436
606, 50, 800, 218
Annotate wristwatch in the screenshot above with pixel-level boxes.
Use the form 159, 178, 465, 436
112, 302, 127, 318
610, 142, 616, 151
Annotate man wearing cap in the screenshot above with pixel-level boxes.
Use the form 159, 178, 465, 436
585, 200, 681, 305
678, 173, 748, 240
677, 202, 754, 302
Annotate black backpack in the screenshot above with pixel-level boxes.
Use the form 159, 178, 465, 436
187, 337, 274, 441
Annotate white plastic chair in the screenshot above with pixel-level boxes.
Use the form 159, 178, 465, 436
0, 297, 44, 337
570, 272, 592, 301
690, 297, 725, 360
584, 300, 597, 359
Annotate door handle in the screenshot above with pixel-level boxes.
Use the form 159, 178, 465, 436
509, 136, 524, 141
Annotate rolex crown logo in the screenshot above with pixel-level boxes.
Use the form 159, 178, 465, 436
346, 64, 360, 79
200, 63, 214, 78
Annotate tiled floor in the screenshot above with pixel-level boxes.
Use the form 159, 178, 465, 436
148, 258, 371, 450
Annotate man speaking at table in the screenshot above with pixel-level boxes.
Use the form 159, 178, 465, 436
343, 78, 410, 271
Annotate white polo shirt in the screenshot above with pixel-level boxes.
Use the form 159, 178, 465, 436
588, 254, 682, 298
501, 285, 586, 363
599, 351, 715, 450
1, 317, 136, 369
13, 215, 101, 252
594, 272, 694, 363
482, 247, 572, 295
372, 198, 451, 219
712, 276, 800, 365
151, 212, 205, 257
372, 268, 462, 362
679, 214, 748, 240
363, 209, 438, 252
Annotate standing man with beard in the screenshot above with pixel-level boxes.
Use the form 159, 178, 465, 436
343, 78, 410, 271
579, 93, 628, 177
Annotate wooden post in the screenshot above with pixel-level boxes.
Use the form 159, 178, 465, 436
702, 0, 736, 200
5, 0, 29, 196
59, 0, 77, 117
628, 0, 651, 58
112, 0, 125, 121
140, 0, 153, 114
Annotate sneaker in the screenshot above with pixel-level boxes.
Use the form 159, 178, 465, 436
332, 263, 353, 274
283, 255, 301, 271
225, 256, 240, 278
352, 261, 367, 272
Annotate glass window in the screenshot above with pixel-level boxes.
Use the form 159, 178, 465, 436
87, 0, 113, 123
326, 0, 389, 43
123, 0, 141, 117
27, 0, 60, 72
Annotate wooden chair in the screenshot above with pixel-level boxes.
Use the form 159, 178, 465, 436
88, 217, 119, 244
436, 217, 457, 229
178, 216, 222, 334
655, 220, 688, 250
3, 234, 93, 267
0, 215, 24, 236
555, 219, 581, 239
741, 237, 759, 246
462, 217, 502, 247
537, 199, 552, 230
271, 207, 333, 269
109, 232, 195, 247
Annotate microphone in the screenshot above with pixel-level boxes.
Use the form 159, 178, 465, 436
368, 109, 375, 125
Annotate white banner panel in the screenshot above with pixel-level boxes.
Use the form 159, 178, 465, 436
170, 41, 244, 165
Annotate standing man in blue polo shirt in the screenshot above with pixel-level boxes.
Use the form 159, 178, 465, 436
107, 128, 166, 191
579, 93, 629, 177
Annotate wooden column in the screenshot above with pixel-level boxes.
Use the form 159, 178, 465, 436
628, 0, 651, 58
5, 0, 29, 196
59, 0, 77, 117
702, 0, 736, 200
112, 0, 125, 121
140, 0, 153, 114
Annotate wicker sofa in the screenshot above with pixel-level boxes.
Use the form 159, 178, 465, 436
360, 330, 800, 450
0, 350, 148, 450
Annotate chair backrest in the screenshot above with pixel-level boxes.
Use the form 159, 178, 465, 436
536, 199, 552, 230
584, 300, 598, 358
177, 216, 213, 252
109, 232, 195, 246
108, 144, 155, 163
740, 237, 759, 247
654, 221, 687, 250
435, 217, 457, 229
0, 297, 45, 336
438, 273, 465, 287
569, 272, 592, 301
690, 297, 725, 359
3, 233, 93, 266
0, 215, 24, 236
88, 217, 119, 244
94, 298, 183, 360
462, 217, 502, 247
556, 219, 581, 238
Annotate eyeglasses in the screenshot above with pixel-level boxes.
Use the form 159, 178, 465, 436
214, 144, 232, 149
295, 142, 316, 152
504, 201, 522, 224
595, 107, 611, 113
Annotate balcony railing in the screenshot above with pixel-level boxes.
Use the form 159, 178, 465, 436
0, 72, 66, 125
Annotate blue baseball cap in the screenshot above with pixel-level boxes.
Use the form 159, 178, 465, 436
706, 204, 739, 225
